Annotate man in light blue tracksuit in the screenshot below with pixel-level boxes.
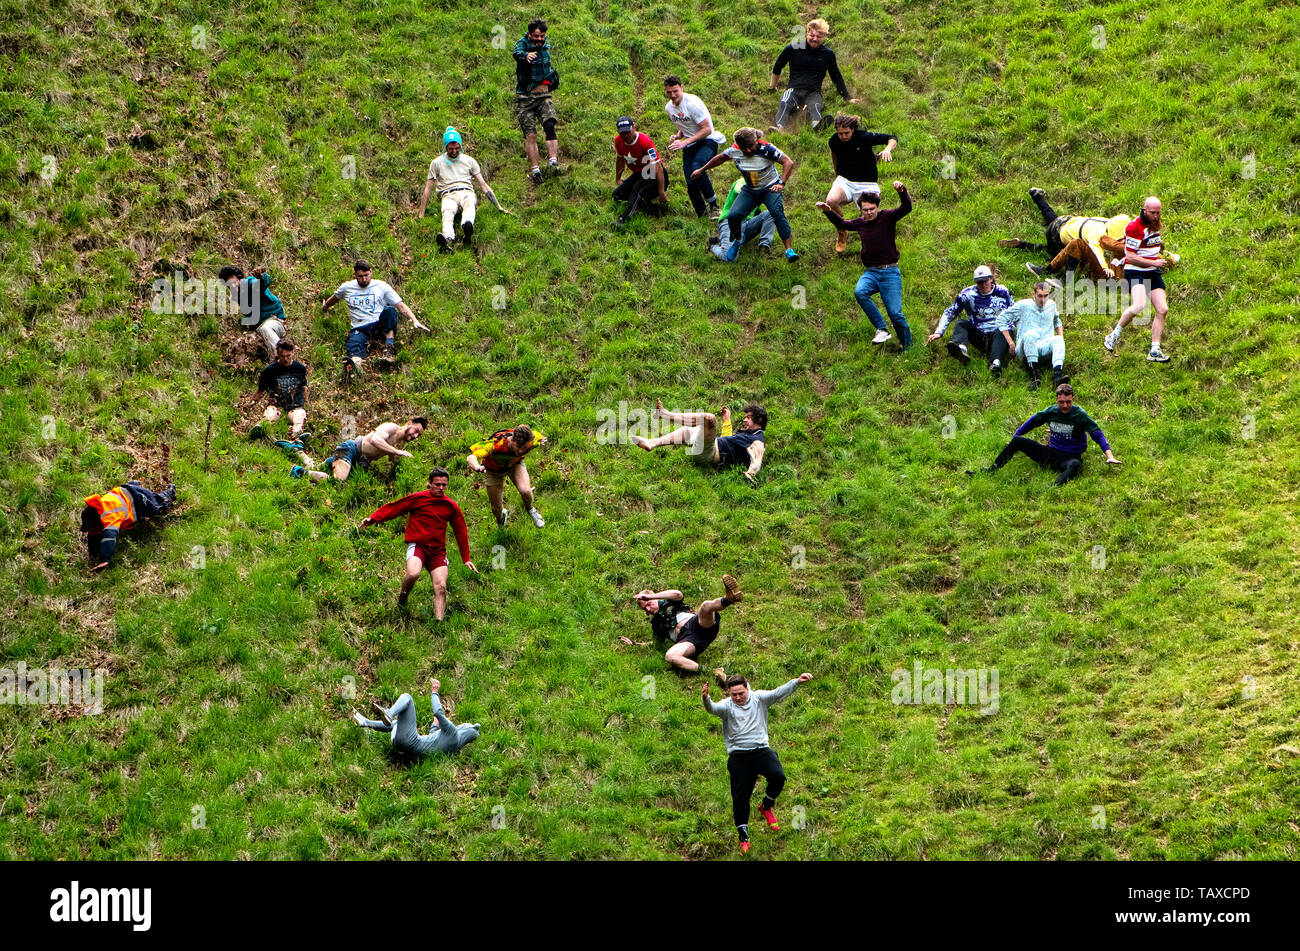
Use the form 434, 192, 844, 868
353, 677, 480, 756
702, 671, 813, 854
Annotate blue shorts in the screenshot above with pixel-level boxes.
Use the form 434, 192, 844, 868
1125, 270, 1166, 292
330, 439, 366, 470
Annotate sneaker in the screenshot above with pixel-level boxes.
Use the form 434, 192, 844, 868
496, 508, 509, 528
612, 218, 628, 230
296, 431, 312, 443
461, 221, 474, 246
382, 342, 396, 360
549, 159, 561, 171
527, 507, 545, 528
274, 439, 303, 452
713, 667, 728, 688
767, 125, 783, 132
785, 248, 799, 262
397, 590, 409, 608
350, 354, 365, 375
1147, 347, 1171, 362
370, 701, 393, 726
998, 238, 1022, 248
1053, 372, 1071, 386
1028, 375, 1041, 391
290, 465, 305, 479
947, 341, 971, 364
436, 233, 451, 252
707, 199, 720, 219
1026, 262, 1048, 278
530, 167, 543, 185
721, 574, 743, 604
760, 805, 779, 830
871, 329, 891, 345
1103, 330, 1119, 353
351, 710, 366, 726
990, 359, 1002, 378
1028, 187, 1046, 199
725, 237, 744, 261
249, 422, 267, 440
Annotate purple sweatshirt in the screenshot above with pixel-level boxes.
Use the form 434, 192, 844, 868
821, 187, 912, 269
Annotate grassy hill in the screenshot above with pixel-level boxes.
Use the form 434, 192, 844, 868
1, 0, 1297, 858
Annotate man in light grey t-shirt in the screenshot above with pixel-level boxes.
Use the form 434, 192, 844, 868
702, 670, 813, 854
321, 259, 429, 375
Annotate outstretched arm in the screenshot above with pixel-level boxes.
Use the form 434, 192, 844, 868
639, 589, 683, 601
418, 179, 434, 218
395, 301, 429, 332
744, 442, 765, 485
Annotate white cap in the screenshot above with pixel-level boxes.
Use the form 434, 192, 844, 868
973, 265, 994, 281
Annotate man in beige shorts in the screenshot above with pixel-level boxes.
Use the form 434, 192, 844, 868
466, 424, 547, 527
630, 400, 768, 484
512, 19, 562, 184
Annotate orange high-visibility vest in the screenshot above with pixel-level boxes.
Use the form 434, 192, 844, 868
85, 486, 136, 530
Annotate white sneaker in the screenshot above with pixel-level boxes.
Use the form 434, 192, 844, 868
1103, 330, 1119, 352
1147, 347, 1171, 363
528, 508, 545, 527
349, 355, 365, 375
871, 329, 891, 345
496, 508, 509, 527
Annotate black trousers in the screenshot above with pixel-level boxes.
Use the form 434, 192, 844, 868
993, 438, 1083, 485
951, 321, 1010, 365
614, 168, 670, 221
727, 747, 786, 828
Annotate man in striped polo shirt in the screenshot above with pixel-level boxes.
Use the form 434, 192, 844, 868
1105, 196, 1180, 362
970, 384, 1120, 486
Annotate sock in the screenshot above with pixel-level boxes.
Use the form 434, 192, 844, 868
530, 165, 540, 173
549, 158, 559, 166
737, 824, 750, 842
761, 795, 776, 810
719, 597, 732, 608
1112, 323, 1123, 336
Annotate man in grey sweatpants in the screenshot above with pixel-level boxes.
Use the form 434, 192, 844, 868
702, 671, 813, 853
353, 677, 480, 756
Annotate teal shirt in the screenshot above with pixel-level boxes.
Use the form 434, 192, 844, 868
1000, 297, 1061, 339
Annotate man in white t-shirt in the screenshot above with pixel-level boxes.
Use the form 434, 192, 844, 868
320, 260, 429, 374
663, 75, 725, 218
417, 127, 508, 252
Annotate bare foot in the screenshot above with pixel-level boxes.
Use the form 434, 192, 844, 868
430, 678, 441, 694
713, 667, 728, 688
91, 562, 109, 572
654, 398, 666, 419
629, 435, 653, 450
619, 636, 634, 645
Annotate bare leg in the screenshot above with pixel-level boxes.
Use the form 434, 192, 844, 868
287, 408, 306, 438
697, 595, 726, 628
431, 564, 449, 621
511, 463, 535, 510
654, 400, 720, 431
399, 555, 423, 605
826, 184, 849, 251
634, 425, 698, 450
486, 484, 506, 521
1148, 288, 1169, 347
665, 640, 700, 672
546, 138, 559, 162
525, 132, 540, 168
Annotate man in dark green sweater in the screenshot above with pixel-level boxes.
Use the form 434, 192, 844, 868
970, 384, 1121, 485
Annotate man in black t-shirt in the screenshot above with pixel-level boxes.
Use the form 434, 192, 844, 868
630, 401, 768, 485
769, 18, 858, 131
825, 114, 898, 253
623, 575, 743, 674
246, 339, 311, 458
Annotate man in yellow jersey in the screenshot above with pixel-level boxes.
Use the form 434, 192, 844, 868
466, 424, 547, 527
1001, 188, 1132, 281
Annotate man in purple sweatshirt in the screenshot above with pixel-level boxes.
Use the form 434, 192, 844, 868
816, 180, 913, 349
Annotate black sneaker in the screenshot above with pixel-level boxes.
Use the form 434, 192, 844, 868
706, 235, 720, 249
947, 340, 971, 365
382, 343, 396, 360
1025, 262, 1048, 279
990, 360, 1002, 378
461, 221, 474, 246
530, 168, 543, 185
707, 199, 721, 219
436, 233, 451, 252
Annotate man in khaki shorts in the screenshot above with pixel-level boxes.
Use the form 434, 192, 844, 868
292, 417, 427, 483
512, 18, 562, 184
630, 400, 768, 484
466, 424, 547, 527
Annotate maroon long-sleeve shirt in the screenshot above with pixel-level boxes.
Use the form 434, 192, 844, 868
822, 187, 912, 269
367, 491, 471, 563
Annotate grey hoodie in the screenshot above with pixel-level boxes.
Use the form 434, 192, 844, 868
704, 679, 800, 753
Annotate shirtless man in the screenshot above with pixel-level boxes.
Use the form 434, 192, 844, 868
292, 417, 427, 483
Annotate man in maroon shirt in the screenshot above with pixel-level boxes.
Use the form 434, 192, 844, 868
816, 180, 914, 349
360, 467, 477, 619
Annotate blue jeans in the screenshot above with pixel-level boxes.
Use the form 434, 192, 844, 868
727, 186, 791, 243
712, 212, 775, 260
345, 306, 399, 358
853, 266, 911, 348
682, 140, 718, 215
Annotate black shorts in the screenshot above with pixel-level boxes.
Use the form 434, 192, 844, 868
1125, 269, 1166, 292
676, 614, 719, 656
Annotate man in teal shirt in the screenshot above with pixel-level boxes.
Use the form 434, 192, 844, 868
998, 281, 1068, 390
970, 384, 1120, 486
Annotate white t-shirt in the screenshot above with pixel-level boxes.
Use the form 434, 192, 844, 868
333, 279, 402, 329
670, 612, 698, 640
664, 93, 726, 146
427, 153, 482, 196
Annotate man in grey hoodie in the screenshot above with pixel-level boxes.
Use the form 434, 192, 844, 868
352, 677, 480, 756
703, 671, 813, 853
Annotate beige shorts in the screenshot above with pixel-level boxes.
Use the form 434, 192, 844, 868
482, 464, 519, 487
688, 427, 719, 466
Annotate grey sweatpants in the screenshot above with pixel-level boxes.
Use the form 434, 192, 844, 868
357, 690, 481, 755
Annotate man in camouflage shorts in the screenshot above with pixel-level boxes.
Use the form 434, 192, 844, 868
512, 18, 562, 184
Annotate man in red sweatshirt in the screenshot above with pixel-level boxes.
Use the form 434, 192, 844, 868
360, 467, 476, 619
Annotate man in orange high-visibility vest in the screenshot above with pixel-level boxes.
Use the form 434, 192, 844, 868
80, 481, 177, 571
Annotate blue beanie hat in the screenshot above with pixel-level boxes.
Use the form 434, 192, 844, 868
443, 126, 462, 147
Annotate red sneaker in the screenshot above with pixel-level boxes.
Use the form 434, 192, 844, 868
739, 840, 751, 855
760, 806, 779, 830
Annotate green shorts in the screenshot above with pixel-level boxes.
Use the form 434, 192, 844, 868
515, 93, 558, 134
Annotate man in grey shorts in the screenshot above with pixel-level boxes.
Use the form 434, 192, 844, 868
292, 417, 426, 482
630, 400, 767, 484
353, 677, 480, 756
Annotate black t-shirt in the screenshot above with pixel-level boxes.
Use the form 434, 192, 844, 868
650, 598, 693, 641
716, 429, 764, 469
828, 129, 896, 183
773, 44, 850, 96
257, 360, 308, 409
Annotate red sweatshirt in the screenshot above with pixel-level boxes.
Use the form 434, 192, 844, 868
367, 491, 471, 563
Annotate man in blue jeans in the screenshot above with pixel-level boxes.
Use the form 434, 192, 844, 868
320, 260, 429, 375
693, 128, 799, 261
664, 75, 724, 218
816, 180, 913, 348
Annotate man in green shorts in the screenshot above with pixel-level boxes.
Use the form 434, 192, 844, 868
512, 19, 562, 184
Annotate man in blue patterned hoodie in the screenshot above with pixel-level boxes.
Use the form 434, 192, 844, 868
926, 265, 1015, 374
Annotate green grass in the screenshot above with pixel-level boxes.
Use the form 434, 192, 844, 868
1, 0, 1298, 859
